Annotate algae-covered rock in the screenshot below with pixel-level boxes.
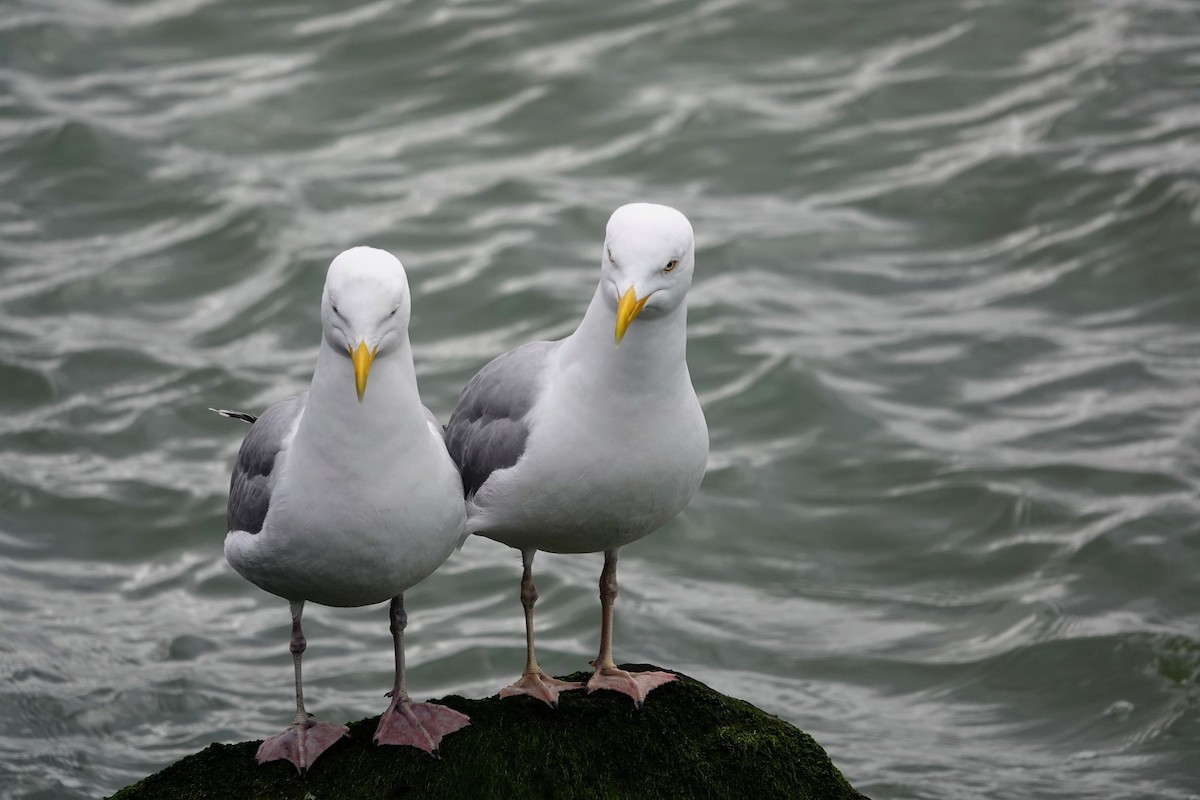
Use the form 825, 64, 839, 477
109, 665, 867, 800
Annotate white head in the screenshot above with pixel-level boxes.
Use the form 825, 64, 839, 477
320, 246, 412, 401
599, 203, 696, 344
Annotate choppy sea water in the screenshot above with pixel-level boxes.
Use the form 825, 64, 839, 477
2, 1, 1200, 798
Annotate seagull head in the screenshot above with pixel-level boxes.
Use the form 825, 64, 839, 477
599, 203, 696, 345
320, 246, 412, 402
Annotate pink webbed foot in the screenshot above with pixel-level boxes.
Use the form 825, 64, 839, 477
586, 666, 677, 709
256, 718, 349, 774
373, 698, 470, 756
499, 671, 583, 708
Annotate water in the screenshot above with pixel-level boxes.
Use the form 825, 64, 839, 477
2, 0, 1200, 797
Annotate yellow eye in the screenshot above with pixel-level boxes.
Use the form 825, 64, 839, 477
664, 259, 678, 273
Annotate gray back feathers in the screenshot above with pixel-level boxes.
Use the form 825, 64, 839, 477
446, 341, 556, 499
227, 393, 305, 534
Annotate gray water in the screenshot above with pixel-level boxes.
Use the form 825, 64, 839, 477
3, 1, 1200, 798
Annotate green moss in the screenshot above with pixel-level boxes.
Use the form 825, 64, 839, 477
109, 665, 867, 800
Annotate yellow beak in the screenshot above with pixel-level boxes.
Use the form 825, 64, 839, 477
614, 287, 649, 345
350, 341, 377, 402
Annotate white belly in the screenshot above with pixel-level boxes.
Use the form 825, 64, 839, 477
471, 377, 708, 554
226, 431, 466, 607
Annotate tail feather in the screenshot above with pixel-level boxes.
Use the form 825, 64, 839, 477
209, 407, 258, 424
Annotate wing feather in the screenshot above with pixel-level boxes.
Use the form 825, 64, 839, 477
445, 341, 556, 499
227, 394, 305, 534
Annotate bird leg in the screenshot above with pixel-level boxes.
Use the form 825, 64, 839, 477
374, 594, 470, 755
256, 600, 348, 774
500, 549, 583, 707
586, 549, 676, 708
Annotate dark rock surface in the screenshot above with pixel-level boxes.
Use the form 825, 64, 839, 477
109, 665, 867, 800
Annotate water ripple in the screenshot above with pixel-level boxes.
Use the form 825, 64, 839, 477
2, 0, 1200, 798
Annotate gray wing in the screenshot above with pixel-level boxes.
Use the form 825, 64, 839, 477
227, 393, 306, 534
445, 341, 556, 499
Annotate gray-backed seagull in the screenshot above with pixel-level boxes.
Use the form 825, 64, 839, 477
219, 247, 469, 772
446, 203, 709, 708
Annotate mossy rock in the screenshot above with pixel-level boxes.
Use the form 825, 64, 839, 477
109, 665, 867, 800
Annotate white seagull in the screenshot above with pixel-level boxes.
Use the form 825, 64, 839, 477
219, 247, 469, 773
445, 203, 709, 708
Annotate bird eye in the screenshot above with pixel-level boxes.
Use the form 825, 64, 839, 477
331, 303, 340, 315
664, 259, 678, 273
607, 247, 616, 265
389, 307, 398, 317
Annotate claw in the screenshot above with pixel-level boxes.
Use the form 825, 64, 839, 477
499, 671, 583, 708
586, 666, 676, 707
256, 719, 348, 774
374, 698, 469, 755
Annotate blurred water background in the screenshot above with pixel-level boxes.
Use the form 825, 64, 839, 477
2, 0, 1200, 797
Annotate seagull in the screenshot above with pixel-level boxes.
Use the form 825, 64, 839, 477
445, 203, 709, 708
219, 247, 469, 773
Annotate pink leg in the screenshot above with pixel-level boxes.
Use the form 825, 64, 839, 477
585, 550, 676, 708
256, 601, 348, 774
373, 595, 470, 756
500, 549, 583, 707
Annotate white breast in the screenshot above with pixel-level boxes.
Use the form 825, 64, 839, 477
473, 364, 708, 554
